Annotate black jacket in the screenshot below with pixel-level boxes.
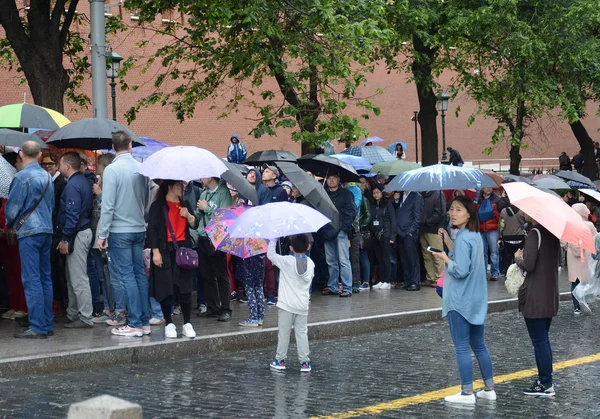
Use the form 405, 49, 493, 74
449, 149, 464, 166
370, 198, 397, 242
57, 172, 93, 241
326, 187, 357, 234
420, 190, 446, 234
396, 192, 424, 238
147, 198, 197, 302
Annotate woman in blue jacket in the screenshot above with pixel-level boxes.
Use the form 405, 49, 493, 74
432, 195, 496, 404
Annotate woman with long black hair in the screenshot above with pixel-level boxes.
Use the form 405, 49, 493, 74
370, 185, 396, 290
147, 180, 198, 339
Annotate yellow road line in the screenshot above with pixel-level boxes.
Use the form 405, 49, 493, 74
310, 352, 600, 419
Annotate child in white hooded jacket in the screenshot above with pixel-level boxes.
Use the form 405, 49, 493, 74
267, 234, 314, 372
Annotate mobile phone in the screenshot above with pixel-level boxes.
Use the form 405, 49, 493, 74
427, 246, 443, 253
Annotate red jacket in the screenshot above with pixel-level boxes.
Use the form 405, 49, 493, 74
477, 194, 501, 232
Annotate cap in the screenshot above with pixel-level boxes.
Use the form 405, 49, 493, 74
281, 181, 293, 190
264, 165, 280, 178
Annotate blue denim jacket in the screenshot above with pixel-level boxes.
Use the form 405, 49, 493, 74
5, 162, 54, 239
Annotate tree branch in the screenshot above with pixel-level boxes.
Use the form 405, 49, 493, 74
0, 1, 31, 60
60, 0, 80, 49
51, 0, 67, 30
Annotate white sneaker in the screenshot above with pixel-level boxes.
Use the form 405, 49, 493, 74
444, 392, 476, 404
165, 323, 177, 339
372, 282, 383, 289
182, 323, 196, 339
380, 283, 391, 290
476, 389, 497, 401
149, 317, 164, 325
1, 310, 15, 320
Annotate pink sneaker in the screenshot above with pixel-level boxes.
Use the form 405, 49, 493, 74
142, 325, 151, 335
111, 325, 143, 337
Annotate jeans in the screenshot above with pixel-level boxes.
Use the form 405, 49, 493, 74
325, 231, 353, 294
349, 233, 361, 287
524, 317, 553, 387
88, 248, 108, 310
447, 310, 494, 391
359, 249, 371, 284
108, 232, 149, 328
19, 233, 54, 334
481, 230, 500, 276
571, 280, 581, 310
149, 297, 164, 320
105, 249, 127, 313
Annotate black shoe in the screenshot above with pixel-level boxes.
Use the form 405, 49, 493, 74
64, 320, 94, 329
47, 331, 54, 336
198, 310, 219, 318
218, 312, 231, 322
16, 317, 30, 327
339, 291, 352, 298
406, 284, 421, 291
322, 289, 339, 296
489, 276, 499, 282
15, 328, 47, 339
523, 380, 555, 396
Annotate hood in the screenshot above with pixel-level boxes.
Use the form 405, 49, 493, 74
230, 134, 239, 143
294, 256, 312, 277
248, 167, 262, 189
573, 203, 590, 221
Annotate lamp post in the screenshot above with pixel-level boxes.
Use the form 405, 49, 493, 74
106, 50, 123, 121
411, 111, 419, 163
437, 92, 450, 162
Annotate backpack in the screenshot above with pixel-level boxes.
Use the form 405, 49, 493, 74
505, 228, 541, 296
478, 198, 495, 223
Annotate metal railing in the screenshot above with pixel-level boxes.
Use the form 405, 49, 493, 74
468, 158, 559, 174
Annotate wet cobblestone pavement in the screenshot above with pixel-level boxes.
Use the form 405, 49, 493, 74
2, 301, 599, 418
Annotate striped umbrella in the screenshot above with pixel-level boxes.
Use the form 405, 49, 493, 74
0, 103, 70, 131
340, 145, 395, 164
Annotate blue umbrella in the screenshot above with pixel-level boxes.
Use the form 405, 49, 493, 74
388, 141, 408, 154
384, 164, 497, 192
132, 137, 170, 159
330, 154, 372, 172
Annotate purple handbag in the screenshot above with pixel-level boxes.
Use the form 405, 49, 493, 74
163, 206, 199, 270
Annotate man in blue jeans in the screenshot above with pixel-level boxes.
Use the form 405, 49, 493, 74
322, 173, 357, 298
97, 131, 150, 337
6, 141, 54, 338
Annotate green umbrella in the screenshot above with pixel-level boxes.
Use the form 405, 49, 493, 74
371, 160, 421, 176
0, 103, 70, 131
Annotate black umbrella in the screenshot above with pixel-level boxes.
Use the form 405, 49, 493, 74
0, 129, 48, 149
296, 154, 359, 183
221, 162, 259, 206
243, 150, 298, 165
502, 174, 534, 185
277, 162, 339, 230
553, 170, 595, 188
46, 118, 144, 150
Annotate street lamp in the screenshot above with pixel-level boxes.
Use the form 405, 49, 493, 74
437, 91, 450, 162
411, 111, 419, 163
106, 49, 123, 121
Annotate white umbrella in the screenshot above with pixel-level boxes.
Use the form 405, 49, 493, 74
580, 189, 600, 203
137, 146, 228, 182
0, 156, 16, 198
229, 202, 331, 240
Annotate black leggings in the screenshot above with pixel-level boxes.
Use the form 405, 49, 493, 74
161, 289, 192, 324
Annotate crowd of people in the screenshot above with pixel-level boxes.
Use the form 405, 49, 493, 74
0, 134, 598, 394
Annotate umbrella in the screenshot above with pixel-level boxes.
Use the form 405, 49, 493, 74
384, 164, 497, 192
46, 118, 144, 150
205, 206, 268, 258
329, 154, 372, 173
0, 156, 16, 198
243, 150, 298, 165
503, 182, 595, 254
341, 145, 395, 164
277, 162, 340, 230
296, 154, 359, 183
553, 170, 595, 188
131, 137, 169, 159
371, 160, 421, 176
221, 161, 259, 206
0, 103, 70, 130
387, 141, 409, 154
538, 188, 561, 198
229, 202, 331, 239
579, 189, 600, 203
503, 174, 534, 185
530, 175, 570, 190
360, 136, 384, 146
227, 162, 250, 175
0, 129, 48, 149
137, 146, 228, 182
481, 170, 504, 187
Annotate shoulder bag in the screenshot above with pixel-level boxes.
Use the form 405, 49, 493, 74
163, 205, 199, 270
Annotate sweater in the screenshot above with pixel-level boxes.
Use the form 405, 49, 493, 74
442, 227, 488, 325
267, 241, 314, 316
98, 153, 149, 238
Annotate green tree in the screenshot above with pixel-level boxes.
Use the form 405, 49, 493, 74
123, 0, 389, 154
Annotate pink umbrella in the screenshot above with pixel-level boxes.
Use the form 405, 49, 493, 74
205, 205, 268, 259
503, 182, 596, 254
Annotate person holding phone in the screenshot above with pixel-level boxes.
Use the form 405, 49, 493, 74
370, 185, 396, 289
431, 195, 496, 404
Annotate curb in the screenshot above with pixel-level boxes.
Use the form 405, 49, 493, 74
0, 293, 572, 377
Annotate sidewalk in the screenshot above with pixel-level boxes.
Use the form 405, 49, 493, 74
0, 275, 573, 377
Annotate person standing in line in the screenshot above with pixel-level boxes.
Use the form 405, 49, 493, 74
370, 185, 396, 290
6, 141, 55, 339
432, 195, 496, 404
97, 131, 150, 338
195, 176, 233, 321
477, 187, 502, 281
56, 152, 95, 329
498, 200, 525, 276
419, 190, 446, 287
357, 177, 372, 290
396, 190, 424, 291
147, 180, 197, 339
514, 212, 560, 396
268, 234, 315, 372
